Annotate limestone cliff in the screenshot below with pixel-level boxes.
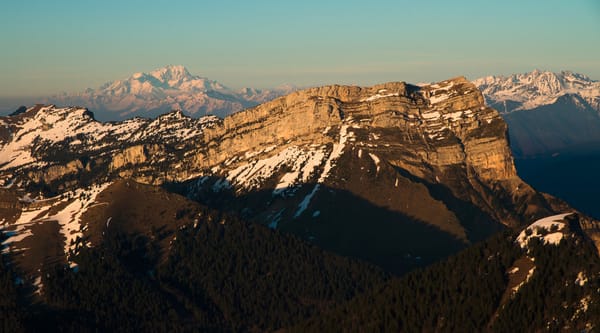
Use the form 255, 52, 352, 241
1, 77, 595, 273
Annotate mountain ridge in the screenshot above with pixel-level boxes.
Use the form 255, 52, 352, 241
3, 76, 597, 277
45, 65, 296, 121
473, 69, 600, 114
2, 77, 600, 331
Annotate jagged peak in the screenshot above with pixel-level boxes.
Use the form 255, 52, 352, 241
157, 109, 188, 120
35, 106, 98, 127
473, 69, 600, 112
475, 69, 596, 87
149, 64, 194, 82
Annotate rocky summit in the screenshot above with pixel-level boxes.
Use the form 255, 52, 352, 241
1, 77, 598, 276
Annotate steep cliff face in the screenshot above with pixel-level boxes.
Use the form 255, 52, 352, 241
0, 77, 592, 273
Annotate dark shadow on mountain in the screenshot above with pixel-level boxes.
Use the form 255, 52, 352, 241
405, 83, 422, 95
504, 94, 600, 157
5, 201, 390, 332
164, 176, 480, 275
9, 105, 28, 116
489, 100, 521, 114
515, 151, 600, 219
392, 166, 505, 243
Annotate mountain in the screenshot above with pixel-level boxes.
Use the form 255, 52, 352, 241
515, 150, 600, 220
474, 70, 600, 220
474, 70, 600, 114
298, 213, 600, 332
474, 70, 600, 157
1, 77, 599, 330
0, 180, 388, 331
45, 65, 295, 121
2, 77, 597, 274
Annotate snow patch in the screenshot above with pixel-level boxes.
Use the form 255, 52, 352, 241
294, 124, 349, 218
428, 81, 456, 104
1, 183, 110, 265
512, 266, 536, 294
225, 146, 326, 196
294, 185, 320, 218
421, 111, 441, 120
361, 92, 400, 102
516, 213, 572, 248
442, 111, 463, 121
268, 209, 284, 229
576, 271, 588, 287
368, 153, 381, 174
33, 276, 43, 295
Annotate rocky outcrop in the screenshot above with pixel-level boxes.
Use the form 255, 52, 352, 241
110, 144, 161, 171
197, 77, 515, 182
28, 160, 84, 184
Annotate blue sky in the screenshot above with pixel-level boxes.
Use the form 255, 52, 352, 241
1, 0, 599, 98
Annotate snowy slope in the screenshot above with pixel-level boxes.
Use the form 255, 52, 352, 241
46, 65, 295, 120
0, 105, 220, 172
516, 213, 574, 248
474, 70, 600, 113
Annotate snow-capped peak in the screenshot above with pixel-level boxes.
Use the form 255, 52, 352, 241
150, 65, 192, 81
122, 65, 221, 92
45, 66, 294, 120
473, 70, 600, 113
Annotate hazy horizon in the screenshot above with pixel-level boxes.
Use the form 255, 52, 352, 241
1, 65, 599, 115
1, 0, 599, 100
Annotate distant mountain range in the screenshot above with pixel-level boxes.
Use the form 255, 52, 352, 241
39, 66, 600, 157
16, 67, 600, 158
45, 65, 296, 121
474, 70, 600, 157
474, 69, 600, 113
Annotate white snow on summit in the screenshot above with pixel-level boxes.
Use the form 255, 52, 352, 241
516, 213, 573, 248
0, 105, 220, 171
46, 65, 295, 120
473, 70, 600, 112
